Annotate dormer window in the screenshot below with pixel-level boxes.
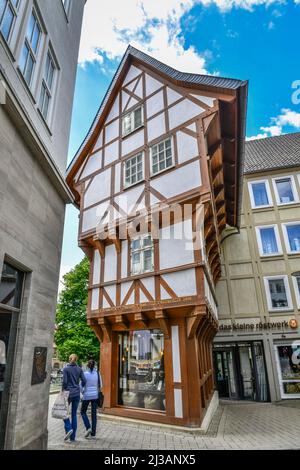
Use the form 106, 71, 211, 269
122, 106, 143, 137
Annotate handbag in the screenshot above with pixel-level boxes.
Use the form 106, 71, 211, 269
97, 371, 104, 408
51, 391, 70, 419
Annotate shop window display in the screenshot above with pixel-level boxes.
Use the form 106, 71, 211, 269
277, 344, 300, 397
118, 329, 165, 411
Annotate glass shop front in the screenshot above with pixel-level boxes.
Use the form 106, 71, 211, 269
118, 329, 165, 411
275, 343, 300, 398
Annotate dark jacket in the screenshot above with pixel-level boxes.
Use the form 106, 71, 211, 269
62, 363, 86, 399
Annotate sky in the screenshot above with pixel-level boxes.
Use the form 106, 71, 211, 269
59, 0, 300, 289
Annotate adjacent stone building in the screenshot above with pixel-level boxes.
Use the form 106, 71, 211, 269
214, 133, 300, 403
0, 0, 85, 449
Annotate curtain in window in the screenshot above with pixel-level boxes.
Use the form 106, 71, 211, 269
276, 179, 294, 203
260, 227, 278, 254
252, 183, 269, 206
287, 225, 300, 251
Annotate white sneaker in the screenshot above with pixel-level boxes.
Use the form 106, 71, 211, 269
64, 430, 73, 441
84, 428, 92, 438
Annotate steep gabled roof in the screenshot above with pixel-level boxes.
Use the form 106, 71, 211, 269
245, 132, 300, 174
66, 45, 247, 181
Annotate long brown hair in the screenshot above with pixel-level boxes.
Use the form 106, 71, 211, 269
88, 359, 95, 371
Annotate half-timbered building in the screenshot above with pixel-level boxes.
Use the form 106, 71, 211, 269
67, 46, 248, 427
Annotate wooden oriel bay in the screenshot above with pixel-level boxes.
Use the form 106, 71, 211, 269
67, 46, 248, 427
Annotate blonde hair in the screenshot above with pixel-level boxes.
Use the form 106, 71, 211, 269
69, 354, 78, 364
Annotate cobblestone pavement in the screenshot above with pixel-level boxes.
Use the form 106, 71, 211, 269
48, 395, 300, 450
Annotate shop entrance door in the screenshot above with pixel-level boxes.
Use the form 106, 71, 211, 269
214, 342, 269, 402
214, 348, 238, 399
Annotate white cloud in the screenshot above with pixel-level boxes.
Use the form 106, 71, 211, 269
247, 108, 300, 140
79, 0, 298, 73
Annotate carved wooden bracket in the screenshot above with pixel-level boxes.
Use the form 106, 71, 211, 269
98, 317, 112, 342
155, 310, 170, 339
88, 318, 104, 342
186, 306, 206, 339
115, 314, 129, 329
93, 238, 105, 258
134, 312, 148, 328
78, 240, 93, 261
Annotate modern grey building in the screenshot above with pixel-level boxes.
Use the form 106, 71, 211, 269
0, 0, 85, 449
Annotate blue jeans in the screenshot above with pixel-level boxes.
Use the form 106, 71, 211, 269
63, 396, 80, 441
81, 399, 98, 436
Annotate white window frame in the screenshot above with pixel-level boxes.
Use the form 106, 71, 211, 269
292, 275, 300, 309
122, 106, 144, 137
272, 175, 299, 206
264, 275, 293, 312
150, 137, 175, 177
130, 234, 154, 275
38, 49, 56, 123
19, 7, 42, 88
123, 152, 144, 189
0, 0, 20, 44
255, 224, 282, 257
282, 222, 300, 254
248, 179, 273, 209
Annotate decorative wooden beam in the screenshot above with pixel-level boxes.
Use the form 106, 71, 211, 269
87, 318, 104, 342
98, 317, 112, 342
213, 184, 224, 199
78, 240, 93, 261
111, 237, 121, 254
155, 310, 170, 339
115, 314, 129, 329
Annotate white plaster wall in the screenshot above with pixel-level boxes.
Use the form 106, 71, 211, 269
82, 200, 110, 233
145, 73, 162, 96
104, 140, 119, 166
177, 131, 199, 164
150, 160, 201, 199
105, 119, 119, 144
106, 94, 120, 122
146, 90, 164, 118
122, 129, 144, 156
121, 281, 134, 304
104, 284, 116, 306
91, 288, 99, 310
161, 269, 197, 299
94, 130, 103, 151
115, 162, 121, 194
168, 99, 204, 130
92, 249, 101, 285
124, 65, 141, 86
115, 184, 144, 214
167, 87, 182, 106
140, 276, 155, 302
84, 169, 111, 208
147, 113, 166, 142
80, 151, 102, 179
135, 79, 143, 98
191, 94, 214, 107
159, 219, 194, 270
104, 244, 117, 282
121, 240, 128, 278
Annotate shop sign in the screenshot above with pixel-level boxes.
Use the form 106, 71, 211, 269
219, 319, 298, 332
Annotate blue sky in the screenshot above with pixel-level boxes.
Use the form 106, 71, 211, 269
59, 0, 300, 287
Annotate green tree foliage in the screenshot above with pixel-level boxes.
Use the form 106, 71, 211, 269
55, 257, 100, 363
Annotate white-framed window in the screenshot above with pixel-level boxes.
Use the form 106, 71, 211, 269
282, 222, 300, 253
264, 275, 292, 312
292, 275, 300, 309
150, 137, 174, 176
131, 234, 154, 275
39, 51, 56, 121
255, 225, 282, 256
19, 8, 42, 87
248, 179, 273, 209
124, 152, 144, 188
122, 106, 143, 137
272, 175, 299, 205
0, 0, 19, 42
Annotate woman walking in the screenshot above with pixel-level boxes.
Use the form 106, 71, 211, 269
80, 359, 103, 439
